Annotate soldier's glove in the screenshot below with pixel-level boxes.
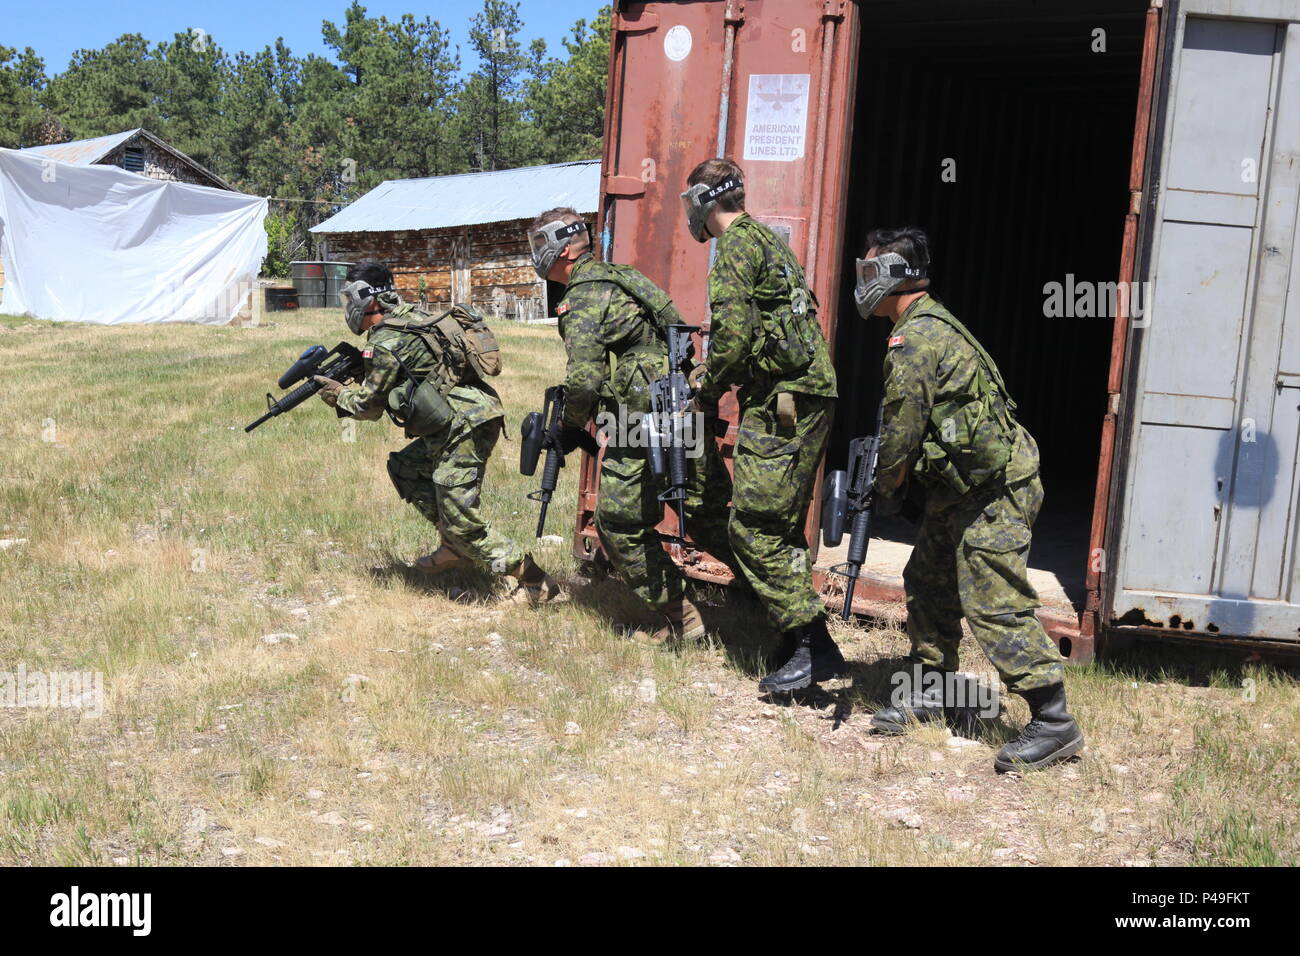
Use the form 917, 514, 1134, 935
687, 394, 727, 438
687, 393, 716, 417
686, 364, 707, 392
560, 426, 600, 457
314, 375, 344, 408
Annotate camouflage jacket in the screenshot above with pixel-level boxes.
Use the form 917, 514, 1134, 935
334, 301, 505, 432
556, 253, 680, 427
700, 213, 837, 408
876, 293, 1038, 501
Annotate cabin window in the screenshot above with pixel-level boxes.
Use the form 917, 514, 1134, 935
121, 147, 146, 173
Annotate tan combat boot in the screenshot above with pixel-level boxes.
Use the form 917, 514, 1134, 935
628, 596, 707, 646
507, 554, 561, 606
413, 544, 469, 575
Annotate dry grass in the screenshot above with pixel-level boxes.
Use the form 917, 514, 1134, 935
0, 308, 1295, 867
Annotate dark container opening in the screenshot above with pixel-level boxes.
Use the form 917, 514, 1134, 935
827, 0, 1147, 607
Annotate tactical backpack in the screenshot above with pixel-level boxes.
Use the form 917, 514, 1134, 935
377, 302, 502, 438
745, 219, 822, 380
910, 306, 1019, 495
564, 261, 680, 337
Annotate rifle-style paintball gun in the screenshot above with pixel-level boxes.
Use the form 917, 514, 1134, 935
646, 324, 698, 544
244, 342, 365, 432
520, 384, 566, 538
821, 403, 885, 620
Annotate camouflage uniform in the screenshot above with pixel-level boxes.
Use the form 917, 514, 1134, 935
558, 253, 733, 608
334, 301, 525, 573
699, 213, 838, 631
876, 293, 1064, 693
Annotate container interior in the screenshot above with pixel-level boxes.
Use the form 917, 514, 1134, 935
824, 0, 1149, 609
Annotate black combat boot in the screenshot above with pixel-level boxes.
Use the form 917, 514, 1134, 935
764, 631, 798, 670
758, 618, 846, 694
994, 683, 1085, 772
870, 662, 951, 734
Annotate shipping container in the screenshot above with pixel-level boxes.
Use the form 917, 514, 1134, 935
577, 0, 1300, 659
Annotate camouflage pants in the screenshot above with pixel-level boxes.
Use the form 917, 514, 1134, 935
684, 421, 739, 575
387, 419, 525, 574
728, 393, 831, 632
595, 445, 685, 608
596, 417, 739, 609
904, 474, 1064, 693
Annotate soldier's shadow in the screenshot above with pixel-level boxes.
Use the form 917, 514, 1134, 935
564, 573, 670, 634
759, 655, 910, 727
367, 558, 504, 604
748, 649, 1014, 743
562, 576, 779, 654
691, 583, 773, 671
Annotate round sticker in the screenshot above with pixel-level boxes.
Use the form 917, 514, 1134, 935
664, 24, 692, 62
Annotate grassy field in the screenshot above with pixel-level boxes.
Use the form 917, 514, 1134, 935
0, 307, 1296, 867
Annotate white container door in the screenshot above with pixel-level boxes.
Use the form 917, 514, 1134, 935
1110, 5, 1300, 643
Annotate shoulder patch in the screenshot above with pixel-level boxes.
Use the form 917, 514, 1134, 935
362, 347, 374, 359
888, 334, 905, 349
556, 302, 571, 316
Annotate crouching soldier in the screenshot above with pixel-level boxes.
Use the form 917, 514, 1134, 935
315, 259, 560, 605
853, 227, 1084, 771
527, 208, 736, 644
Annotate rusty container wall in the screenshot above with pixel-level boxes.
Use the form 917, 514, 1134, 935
576, 0, 861, 569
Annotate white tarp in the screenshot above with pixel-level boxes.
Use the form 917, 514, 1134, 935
0, 147, 267, 325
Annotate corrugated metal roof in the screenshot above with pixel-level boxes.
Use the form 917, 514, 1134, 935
19, 129, 142, 165
310, 159, 601, 234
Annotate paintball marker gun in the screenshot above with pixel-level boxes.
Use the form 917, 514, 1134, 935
821, 402, 885, 620
244, 342, 365, 433
520, 384, 567, 538
646, 324, 698, 544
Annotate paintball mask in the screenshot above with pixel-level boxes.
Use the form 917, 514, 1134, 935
529, 220, 589, 280
853, 253, 928, 318
680, 177, 742, 242
338, 279, 393, 335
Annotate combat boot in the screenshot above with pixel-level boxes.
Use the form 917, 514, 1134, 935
628, 596, 707, 646
870, 662, 951, 735
507, 554, 561, 607
757, 617, 846, 694
994, 683, 1085, 773
413, 544, 468, 575
764, 631, 798, 670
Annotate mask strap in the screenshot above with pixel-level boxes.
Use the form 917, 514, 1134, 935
887, 278, 930, 297
702, 178, 741, 203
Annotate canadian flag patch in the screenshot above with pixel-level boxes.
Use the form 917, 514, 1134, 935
362, 348, 373, 359
888, 334, 905, 348
556, 302, 571, 316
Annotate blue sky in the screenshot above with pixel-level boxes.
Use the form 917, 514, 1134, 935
5, 0, 606, 75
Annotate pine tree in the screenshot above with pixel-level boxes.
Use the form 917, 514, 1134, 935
0, 46, 50, 148
455, 0, 528, 171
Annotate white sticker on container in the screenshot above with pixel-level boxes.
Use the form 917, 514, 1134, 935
664, 24, 692, 61
743, 74, 810, 162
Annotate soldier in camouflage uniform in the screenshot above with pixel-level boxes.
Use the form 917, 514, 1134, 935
315, 259, 559, 605
853, 227, 1083, 771
527, 208, 735, 643
682, 158, 846, 693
